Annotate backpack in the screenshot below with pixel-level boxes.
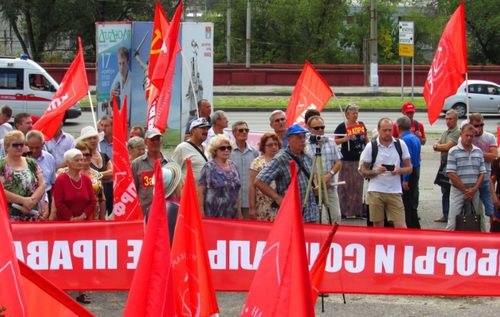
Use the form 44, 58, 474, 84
370, 139, 403, 169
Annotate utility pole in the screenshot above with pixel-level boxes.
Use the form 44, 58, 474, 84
227, 0, 231, 64
369, 0, 378, 92
245, 0, 251, 68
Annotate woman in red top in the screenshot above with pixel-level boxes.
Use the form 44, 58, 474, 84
52, 149, 96, 221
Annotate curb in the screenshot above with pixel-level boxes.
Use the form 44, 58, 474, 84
215, 92, 424, 97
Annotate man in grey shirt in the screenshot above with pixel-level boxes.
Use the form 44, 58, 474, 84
230, 121, 258, 219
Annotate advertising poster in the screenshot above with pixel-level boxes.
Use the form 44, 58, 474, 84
96, 22, 132, 119
130, 22, 182, 143
180, 22, 214, 139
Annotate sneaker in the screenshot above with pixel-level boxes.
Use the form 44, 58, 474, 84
434, 216, 447, 223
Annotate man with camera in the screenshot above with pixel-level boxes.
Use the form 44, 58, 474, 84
305, 115, 342, 224
359, 118, 412, 228
255, 124, 319, 223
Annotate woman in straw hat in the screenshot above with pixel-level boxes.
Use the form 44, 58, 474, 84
77, 126, 113, 217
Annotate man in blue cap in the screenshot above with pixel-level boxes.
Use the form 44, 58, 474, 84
255, 124, 319, 223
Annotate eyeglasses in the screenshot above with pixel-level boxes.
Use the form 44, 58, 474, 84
237, 128, 249, 133
473, 123, 484, 128
82, 153, 92, 157
11, 143, 25, 149
312, 126, 325, 131
273, 117, 286, 123
218, 145, 232, 152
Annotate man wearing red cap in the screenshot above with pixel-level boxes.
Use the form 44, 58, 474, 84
392, 102, 426, 145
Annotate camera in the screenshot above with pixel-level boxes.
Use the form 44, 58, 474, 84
309, 134, 327, 144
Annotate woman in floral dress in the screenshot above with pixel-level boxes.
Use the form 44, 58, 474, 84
0, 131, 46, 221
248, 132, 282, 221
198, 135, 242, 219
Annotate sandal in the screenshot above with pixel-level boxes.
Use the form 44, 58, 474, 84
76, 293, 91, 304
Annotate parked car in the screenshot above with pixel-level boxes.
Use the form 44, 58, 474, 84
442, 80, 499, 118
0, 55, 81, 121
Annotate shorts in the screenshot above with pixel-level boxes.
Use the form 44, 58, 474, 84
367, 191, 405, 223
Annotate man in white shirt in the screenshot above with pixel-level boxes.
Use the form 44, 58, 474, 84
172, 118, 210, 182
204, 110, 234, 147
0, 105, 13, 140
359, 118, 413, 228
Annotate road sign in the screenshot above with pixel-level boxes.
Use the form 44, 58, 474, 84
399, 21, 414, 45
399, 44, 414, 57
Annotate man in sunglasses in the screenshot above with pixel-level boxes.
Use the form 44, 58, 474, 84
469, 112, 497, 230
256, 124, 319, 223
230, 121, 258, 219
305, 115, 342, 224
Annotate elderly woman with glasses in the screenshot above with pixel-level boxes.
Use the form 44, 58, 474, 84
0, 130, 46, 221
198, 134, 242, 219
334, 103, 368, 218
248, 132, 282, 221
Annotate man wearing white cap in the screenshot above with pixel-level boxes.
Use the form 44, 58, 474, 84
172, 118, 211, 182
131, 128, 170, 217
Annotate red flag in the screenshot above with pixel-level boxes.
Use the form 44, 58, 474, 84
310, 224, 338, 304
146, 2, 183, 133
241, 161, 314, 317
0, 183, 28, 316
123, 160, 175, 317
171, 160, 219, 317
286, 61, 333, 128
33, 37, 89, 140
145, 2, 168, 102
112, 95, 143, 221
18, 261, 94, 317
423, 2, 467, 125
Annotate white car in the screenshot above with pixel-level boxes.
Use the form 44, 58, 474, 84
442, 80, 499, 118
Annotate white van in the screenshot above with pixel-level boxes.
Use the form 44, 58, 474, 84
0, 55, 81, 121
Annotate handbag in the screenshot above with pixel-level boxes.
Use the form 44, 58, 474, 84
455, 201, 481, 232
434, 160, 450, 187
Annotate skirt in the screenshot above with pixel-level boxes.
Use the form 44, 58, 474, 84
338, 160, 364, 217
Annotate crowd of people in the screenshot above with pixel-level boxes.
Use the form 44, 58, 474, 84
1, 99, 499, 234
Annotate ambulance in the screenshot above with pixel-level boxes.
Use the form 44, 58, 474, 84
0, 54, 81, 121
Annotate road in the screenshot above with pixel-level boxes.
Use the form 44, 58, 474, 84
66, 111, 499, 138
67, 110, 500, 316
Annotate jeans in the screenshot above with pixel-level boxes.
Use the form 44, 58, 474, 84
441, 184, 451, 218
479, 178, 494, 217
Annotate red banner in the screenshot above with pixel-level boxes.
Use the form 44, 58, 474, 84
11, 220, 500, 296
285, 61, 333, 128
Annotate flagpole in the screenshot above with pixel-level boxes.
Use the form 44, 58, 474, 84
465, 73, 469, 118
332, 94, 350, 152
87, 90, 99, 133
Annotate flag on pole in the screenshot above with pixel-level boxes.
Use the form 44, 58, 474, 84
285, 61, 333, 128
423, 2, 467, 125
171, 159, 219, 317
112, 95, 143, 221
310, 223, 339, 304
18, 261, 94, 317
33, 37, 89, 140
241, 161, 315, 317
0, 183, 28, 316
146, 1, 183, 133
123, 160, 175, 316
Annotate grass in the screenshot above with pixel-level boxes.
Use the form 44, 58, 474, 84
213, 96, 426, 109
80, 95, 425, 110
